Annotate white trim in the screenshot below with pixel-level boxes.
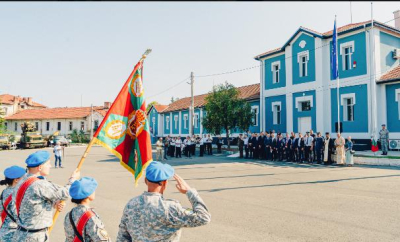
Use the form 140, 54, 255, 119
295, 95, 313, 111
340, 93, 356, 105
271, 101, 282, 109
251, 106, 259, 127
271, 61, 281, 84
174, 115, 178, 129
272, 102, 282, 125
395, 89, 400, 102
297, 50, 310, 62
183, 114, 188, 129
339, 41, 355, 55
299, 40, 306, 49
271, 61, 281, 71
297, 50, 309, 77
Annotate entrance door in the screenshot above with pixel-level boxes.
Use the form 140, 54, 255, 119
298, 117, 311, 134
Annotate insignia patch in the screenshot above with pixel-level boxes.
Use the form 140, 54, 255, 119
99, 229, 109, 239
184, 208, 194, 215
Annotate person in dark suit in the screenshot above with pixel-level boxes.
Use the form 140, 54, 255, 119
271, 133, 277, 161
248, 133, 254, 159
296, 133, 305, 162
277, 133, 284, 161
290, 132, 296, 162
264, 133, 271, 161
238, 134, 244, 158
251, 133, 258, 159
258, 132, 265, 160
324, 132, 335, 165
315, 132, 324, 164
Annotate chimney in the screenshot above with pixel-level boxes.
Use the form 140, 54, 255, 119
27, 97, 33, 105
13, 96, 19, 103
394, 10, 400, 30
104, 102, 111, 109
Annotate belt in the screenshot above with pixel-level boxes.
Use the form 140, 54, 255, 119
18, 226, 48, 233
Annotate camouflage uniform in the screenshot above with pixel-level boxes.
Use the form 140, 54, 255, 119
0, 187, 18, 242
12, 173, 72, 242
64, 205, 111, 242
116, 189, 211, 242
379, 129, 389, 154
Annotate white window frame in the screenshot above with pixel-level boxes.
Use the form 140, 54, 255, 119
166, 116, 170, 130
69, 121, 73, 131
295, 95, 313, 111
271, 61, 280, 84
194, 114, 199, 128
271, 101, 282, 125
340, 93, 356, 122
340, 41, 355, 71
395, 89, 400, 120
297, 50, 309, 77
174, 115, 178, 129
251, 106, 259, 126
183, 114, 188, 129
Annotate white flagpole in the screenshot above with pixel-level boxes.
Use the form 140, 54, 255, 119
335, 16, 340, 135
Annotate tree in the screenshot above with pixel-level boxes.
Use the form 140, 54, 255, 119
146, 101, 159, 113
170, 96, 180, 104
0, 97, 6, 134
202, 82, 253, 149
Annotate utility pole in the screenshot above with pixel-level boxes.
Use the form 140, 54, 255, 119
190, 72, 194, 136
90, 104, 93, 139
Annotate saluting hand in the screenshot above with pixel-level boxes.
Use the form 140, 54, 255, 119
174, 174, 191, 194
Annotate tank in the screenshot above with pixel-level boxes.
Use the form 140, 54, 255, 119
19, 122, 46, 149
0, 134, 11, 150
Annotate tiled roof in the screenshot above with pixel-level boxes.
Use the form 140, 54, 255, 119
0, 94, 47, 108
378, 65, 400, 83
161, 83, 260, 113
5, 106, 109, 120
153, 104, 169, 113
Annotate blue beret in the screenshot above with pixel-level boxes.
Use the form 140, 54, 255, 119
146, 161, 174, 183
25, 151, 50, 167
4, 166, 26, 179
70, 177, 98, 199
382, 124, 386, 126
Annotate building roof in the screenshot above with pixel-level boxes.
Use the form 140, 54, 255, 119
5, 106, 109, 120
255, 20, 398, 60
161, 83, 260, 113
0, 94, 47, 108
153, 104, 169, 113
378, 65, 400, 83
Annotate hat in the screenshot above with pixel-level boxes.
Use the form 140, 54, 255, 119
69, 177, 98, 199
146, 161, 174, 183
25, 151, 50, 167
382, 124, 386, 126
4, 166, 26, 179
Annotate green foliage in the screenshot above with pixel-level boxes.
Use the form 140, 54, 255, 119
0, 117, 6, 134
146, 101, 159, 113
70, 129, 90, 143
202, 82, 253, 149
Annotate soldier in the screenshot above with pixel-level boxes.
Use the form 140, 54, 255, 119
116, 161, 211, 241
64, 177, 111, 242
379, 124, 389, 155
0, 166, 26, 241
12, 150, 80, 242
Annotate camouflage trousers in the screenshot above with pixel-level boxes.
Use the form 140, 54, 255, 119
12, 230, 48, 242
0, 228, 16, 242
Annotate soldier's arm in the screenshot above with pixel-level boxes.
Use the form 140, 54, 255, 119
116, 205, 132, 242
168, 189, 211, 228
85, 214, 112, 241
37, 180, 71, 202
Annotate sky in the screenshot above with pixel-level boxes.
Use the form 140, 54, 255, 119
0, 1, 399, 108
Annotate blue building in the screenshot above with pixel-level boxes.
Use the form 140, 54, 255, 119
255, 15, 400, 149
147, 83, 260, 142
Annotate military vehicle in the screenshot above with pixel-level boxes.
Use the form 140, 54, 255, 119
0, 135, 12, 150
19, 122, 46, 149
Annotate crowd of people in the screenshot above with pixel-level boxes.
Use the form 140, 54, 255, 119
235, 130, 355, 166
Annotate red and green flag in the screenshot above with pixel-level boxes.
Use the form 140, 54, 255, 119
93, 59, 153, 185
371, 138, 379, 152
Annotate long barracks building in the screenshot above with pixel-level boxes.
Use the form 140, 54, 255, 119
255, 14, 400, 149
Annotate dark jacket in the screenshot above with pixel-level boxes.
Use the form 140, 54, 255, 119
315, 137, 324, 150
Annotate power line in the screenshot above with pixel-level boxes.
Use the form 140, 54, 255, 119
146, 76, 190, 99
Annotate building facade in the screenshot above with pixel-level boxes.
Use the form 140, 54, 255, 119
147, 83, 260, 142
0, 94, 46, 118
255, 14, 400, 149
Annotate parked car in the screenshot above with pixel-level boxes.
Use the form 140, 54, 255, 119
53, 136, 70, 147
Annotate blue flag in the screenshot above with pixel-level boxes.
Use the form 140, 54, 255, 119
331, 19, 338, 79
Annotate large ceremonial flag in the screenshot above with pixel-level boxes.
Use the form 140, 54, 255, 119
331, 18, 339, 80
371, 139, 379, 152
93, 57, 153, 185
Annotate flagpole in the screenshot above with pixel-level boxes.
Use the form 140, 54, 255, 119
48, 49, 152, 235
335, 15, 340, 135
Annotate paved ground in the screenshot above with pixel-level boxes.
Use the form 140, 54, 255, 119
0, 146, 400, 242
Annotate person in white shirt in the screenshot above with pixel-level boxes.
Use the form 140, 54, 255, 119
53, 141, 64, 168
170, 138, 176, 157
305, 132, 314, 163
243, 135, 249, 158
199, 135, 205, 157
156, 137, 164, 161
175, 137, 182, 158
184, 136, 192, 158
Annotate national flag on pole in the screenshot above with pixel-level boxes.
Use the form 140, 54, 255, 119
371, 138, 379, 152
93, 57, 153, 185
331, 18, 339, 80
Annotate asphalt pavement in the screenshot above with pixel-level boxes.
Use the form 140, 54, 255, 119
0, 146, 399, 242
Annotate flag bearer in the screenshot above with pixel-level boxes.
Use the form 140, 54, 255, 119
116, 161, 211, 242
0, 166, 26, 241
12, 151, 80, 242
64, 177, 111, 242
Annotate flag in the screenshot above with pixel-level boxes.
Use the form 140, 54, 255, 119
93, 59, 153, 185
331, 18, 339, 80
371, 139, 379, 152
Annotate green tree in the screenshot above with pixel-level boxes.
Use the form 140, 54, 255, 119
202, 82, 253, 149
146, 101, 159, 113
0, 97, 6, 134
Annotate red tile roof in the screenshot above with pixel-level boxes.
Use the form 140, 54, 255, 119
5, 106, 109, 120
0, 94, 46, 108
161, 83, 260, 113
378, 65, 400, 83
153, 104, 168, 113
